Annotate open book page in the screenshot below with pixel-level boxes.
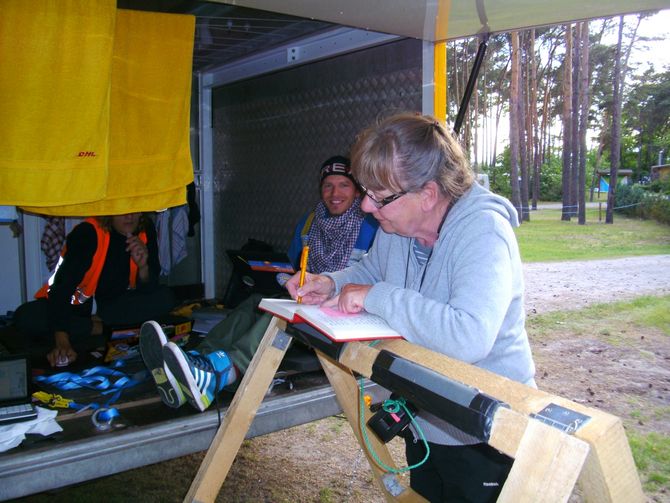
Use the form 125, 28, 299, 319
297, 305, 401, 341
259, 297, 402, 342
258, 298, 301, 322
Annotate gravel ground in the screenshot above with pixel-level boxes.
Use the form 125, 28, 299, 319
523, 254, 670, 315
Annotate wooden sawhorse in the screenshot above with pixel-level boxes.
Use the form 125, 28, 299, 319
183, 316, 644, 502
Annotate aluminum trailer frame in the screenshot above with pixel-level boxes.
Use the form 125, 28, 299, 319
0, 381, 375, 500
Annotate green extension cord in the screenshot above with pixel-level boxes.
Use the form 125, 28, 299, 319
357, 375, 430, 473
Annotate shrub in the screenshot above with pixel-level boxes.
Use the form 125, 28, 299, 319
646, 178, 670, 194
538, 159, 563, 201
614, 184, 646, 217
482, 158, 512, 199
484, 147, 563, 200
642, 193, 670, 225
615, 183, 670, 224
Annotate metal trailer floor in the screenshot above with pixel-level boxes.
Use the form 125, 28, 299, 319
0, 375, 353, 500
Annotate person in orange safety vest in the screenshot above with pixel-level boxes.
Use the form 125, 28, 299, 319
14, 213, 175, 368
35, 217, 148, 305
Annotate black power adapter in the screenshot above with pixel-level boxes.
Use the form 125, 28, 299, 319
367, 395, 417, 443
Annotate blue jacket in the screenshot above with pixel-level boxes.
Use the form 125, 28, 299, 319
288, 211, 378, 271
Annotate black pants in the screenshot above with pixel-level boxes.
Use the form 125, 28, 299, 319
13, 286, 175, 352
405, 439, 513, 503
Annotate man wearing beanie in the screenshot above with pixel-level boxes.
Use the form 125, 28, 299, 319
287, 155, 378, 273
140, 155, 378, 412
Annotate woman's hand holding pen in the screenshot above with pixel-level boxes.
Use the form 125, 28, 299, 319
286, 272, 335, 305
286, 273, 370, 311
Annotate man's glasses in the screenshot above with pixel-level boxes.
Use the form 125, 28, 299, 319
359, 183, 407, 209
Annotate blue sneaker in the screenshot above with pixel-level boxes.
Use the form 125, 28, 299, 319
139, 321, 186, 408
162, 342, 232, 412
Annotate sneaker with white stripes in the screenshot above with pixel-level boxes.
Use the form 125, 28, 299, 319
139, 321, 186, 408
162, 342, 232, 412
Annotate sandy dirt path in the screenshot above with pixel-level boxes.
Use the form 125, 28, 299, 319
524, 254, 670, 315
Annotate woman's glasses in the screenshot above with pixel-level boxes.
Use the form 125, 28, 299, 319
359, 184, 407, 209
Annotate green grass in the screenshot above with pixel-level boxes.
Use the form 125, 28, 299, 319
528, 295, 670, 496
318, 487, 335, 502
628, 406, 670, 426
526, 295, 670, 341
628, 432, 670, 492
627, 297, 670, 332
328, 415, 346, 435
515, 207, 670, 262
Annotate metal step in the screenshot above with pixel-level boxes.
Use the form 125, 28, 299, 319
0, 382, 349, 500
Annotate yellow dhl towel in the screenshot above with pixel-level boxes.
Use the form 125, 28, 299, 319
1, 3, 195, 215
0, 0, 116, 207
29, 9, 196, 215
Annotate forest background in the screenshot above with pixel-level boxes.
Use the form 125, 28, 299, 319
446, 9, 670, 225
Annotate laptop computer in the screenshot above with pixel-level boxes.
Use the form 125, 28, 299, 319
224, 249, 295, 306
0, 354, 38, 424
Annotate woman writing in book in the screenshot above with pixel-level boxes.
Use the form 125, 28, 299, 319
139, 155, 379, 412
14, 213, 175, 368
287, 113, 536, 503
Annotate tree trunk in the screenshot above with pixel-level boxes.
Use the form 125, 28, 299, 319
605, 15, 641, 222
452, 41, 460, 121
509, 32, 522, 221
606, 17, 624, 224
578, 21, 590, 225
540, 77, 551, 167
589, 109, 608, 201
491, 56, 510, 167
561, 24, 573, 221
538, 29, 559, 168
520, 32, 531, 221
530, 29, 540, 211
570, 24, 580, 218
473, 78, 479, 168
492, 98, 502, 167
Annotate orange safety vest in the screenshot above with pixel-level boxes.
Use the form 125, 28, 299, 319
35, 218, 148, 305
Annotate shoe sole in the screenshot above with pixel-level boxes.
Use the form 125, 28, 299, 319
162, 342, 210, 412
139, 321, 185, 408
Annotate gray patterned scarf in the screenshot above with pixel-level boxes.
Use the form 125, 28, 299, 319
307, 198, 364, 273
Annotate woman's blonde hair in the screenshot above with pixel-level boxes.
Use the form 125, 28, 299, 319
351, 113, 474, 200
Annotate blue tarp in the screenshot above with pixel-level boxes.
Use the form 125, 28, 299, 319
599, 177, 609, 193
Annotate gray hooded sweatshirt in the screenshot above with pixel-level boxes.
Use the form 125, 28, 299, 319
326, 182, 536, 445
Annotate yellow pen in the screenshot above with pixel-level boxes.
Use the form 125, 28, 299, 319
297, 245, 309, 304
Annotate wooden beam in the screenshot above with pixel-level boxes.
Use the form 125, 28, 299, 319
186, 319, 644, 502
184, 317, 290, 503
317, 353, 426, 502
496, 408, 590, 503
338, 339, 644, 502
